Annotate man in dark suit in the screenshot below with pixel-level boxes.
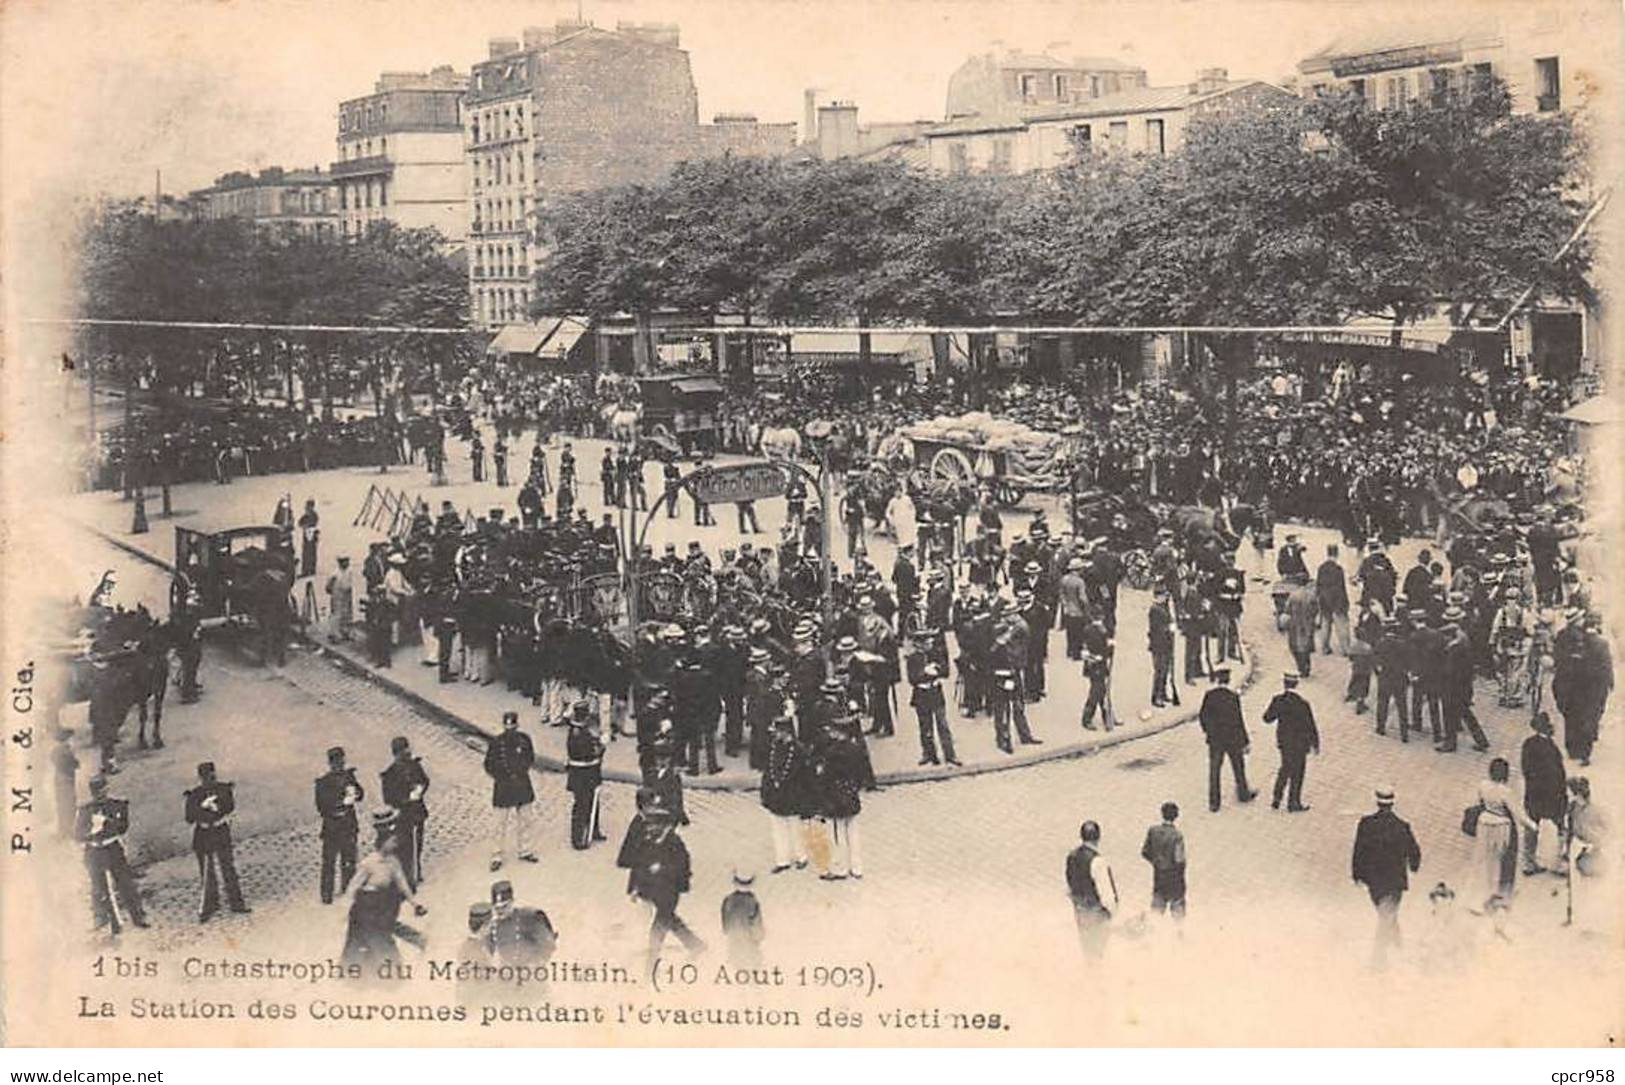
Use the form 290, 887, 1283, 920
1262, 673, 1318, 812
1519, 713, 1566, 874
1351, 785, 1422, 969
1198, 668, 1256, 812
1148, 587, 1178, 708
184, 761, 249, 922
314, 746, 364, 904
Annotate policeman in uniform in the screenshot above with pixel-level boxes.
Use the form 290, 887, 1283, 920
380, 736, 431, 889
487, 880, 559, 968
485, 711, 540, 871
1149, 586, 1179, 708
565, 702, 607, 850
185, 761, 250, 921
493, 434, 510, 487
906, 631, 958, 766
77, 776, 149, 933
1079, 616, 1115, 731
314, 746, 364, 904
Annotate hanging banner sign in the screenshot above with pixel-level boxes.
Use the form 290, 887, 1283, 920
684, 462, 787, 505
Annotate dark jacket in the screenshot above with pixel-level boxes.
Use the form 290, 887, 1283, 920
483, 729, 537, 808
314, 768, 363, 839
381, 757, 431, 821
1351, 808, 1421, 896
1198, 687, 1247, 750
1519, 732, 1567, 823
183, 781, 236, 852
1262, 690, 1319, 753
629, 829, 692, 910
1315, 560, 1349, 615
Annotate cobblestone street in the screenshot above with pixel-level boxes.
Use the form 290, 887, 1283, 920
34, 518, 1621, 1045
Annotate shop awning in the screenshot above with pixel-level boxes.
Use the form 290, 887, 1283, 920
1561, 395, 1625, 426
486, 324, 550, 356
535, 315, 590, 357
672, 377, 724, 396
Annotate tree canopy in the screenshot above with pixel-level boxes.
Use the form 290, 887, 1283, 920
533, 79, 1594, 343
75, 213, 473, 407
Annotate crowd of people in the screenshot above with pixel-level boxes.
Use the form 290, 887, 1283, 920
63, 338, 1616, 975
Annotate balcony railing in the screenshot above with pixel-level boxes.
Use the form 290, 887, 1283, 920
330, 154, 394, 179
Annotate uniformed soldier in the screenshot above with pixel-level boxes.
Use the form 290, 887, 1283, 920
184, 761, 250, 921
487, 880, 558, 967
470, 432, 485, 483
1149, 586, 1179, 708
315, 746, 364, 904
77, 776, 149, 933
380, 736, 431, 889
1214, 562, 1245, 663
297, 499, 320, 579
565, 702, 607, 850
484, 711, 540, 871
906, 632, 957, 766
1079, 616, 1115, 731
663, 459, 683, 519
493, 434, 509, 487
600, 448, 619, 507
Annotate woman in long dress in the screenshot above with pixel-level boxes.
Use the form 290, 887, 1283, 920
342, 814, 427, 971
1470, 758, 1535, 913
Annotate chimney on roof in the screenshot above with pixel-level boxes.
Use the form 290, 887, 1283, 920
1193, 67, 1229, 95
488, 36, 520, 59
817, 101, 860, 160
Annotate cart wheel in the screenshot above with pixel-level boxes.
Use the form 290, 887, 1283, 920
930, 447, 976, 486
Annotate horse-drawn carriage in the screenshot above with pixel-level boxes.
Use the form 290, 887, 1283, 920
882, 412, 1078, 509
174, 525, 296, 649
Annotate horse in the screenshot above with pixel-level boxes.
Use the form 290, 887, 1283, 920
759, 426, 802, 462
603, 404, 643, 446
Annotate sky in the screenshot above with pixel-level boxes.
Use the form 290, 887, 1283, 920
0, 0, 1557, 201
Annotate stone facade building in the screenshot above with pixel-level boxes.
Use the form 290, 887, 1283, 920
191, 167, 336, 238
333, 66, 469, 244
466, 20, 794, 329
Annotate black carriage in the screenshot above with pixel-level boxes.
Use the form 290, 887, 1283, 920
174, 525, 296, 635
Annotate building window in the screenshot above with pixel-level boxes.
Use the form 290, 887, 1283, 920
991, 138, 1013, 171
339, 184, 348, 211
1429, 67, 1453, 101
1146, 118, 1166, 155
1469, 62, 1494, 97
1070, 124, 1092, 153
1089, 75, 1101, 98
1053, 74, 1069, 99
379, 180, 388, 207
1019, 74, 1037, 100
1348, 78, 1367, 102
380, 136, 387, 157
471, 116, 481, 144
1536, 56, 1561, 111
1108, 120, 1128, 148
947, 142, 969, 174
